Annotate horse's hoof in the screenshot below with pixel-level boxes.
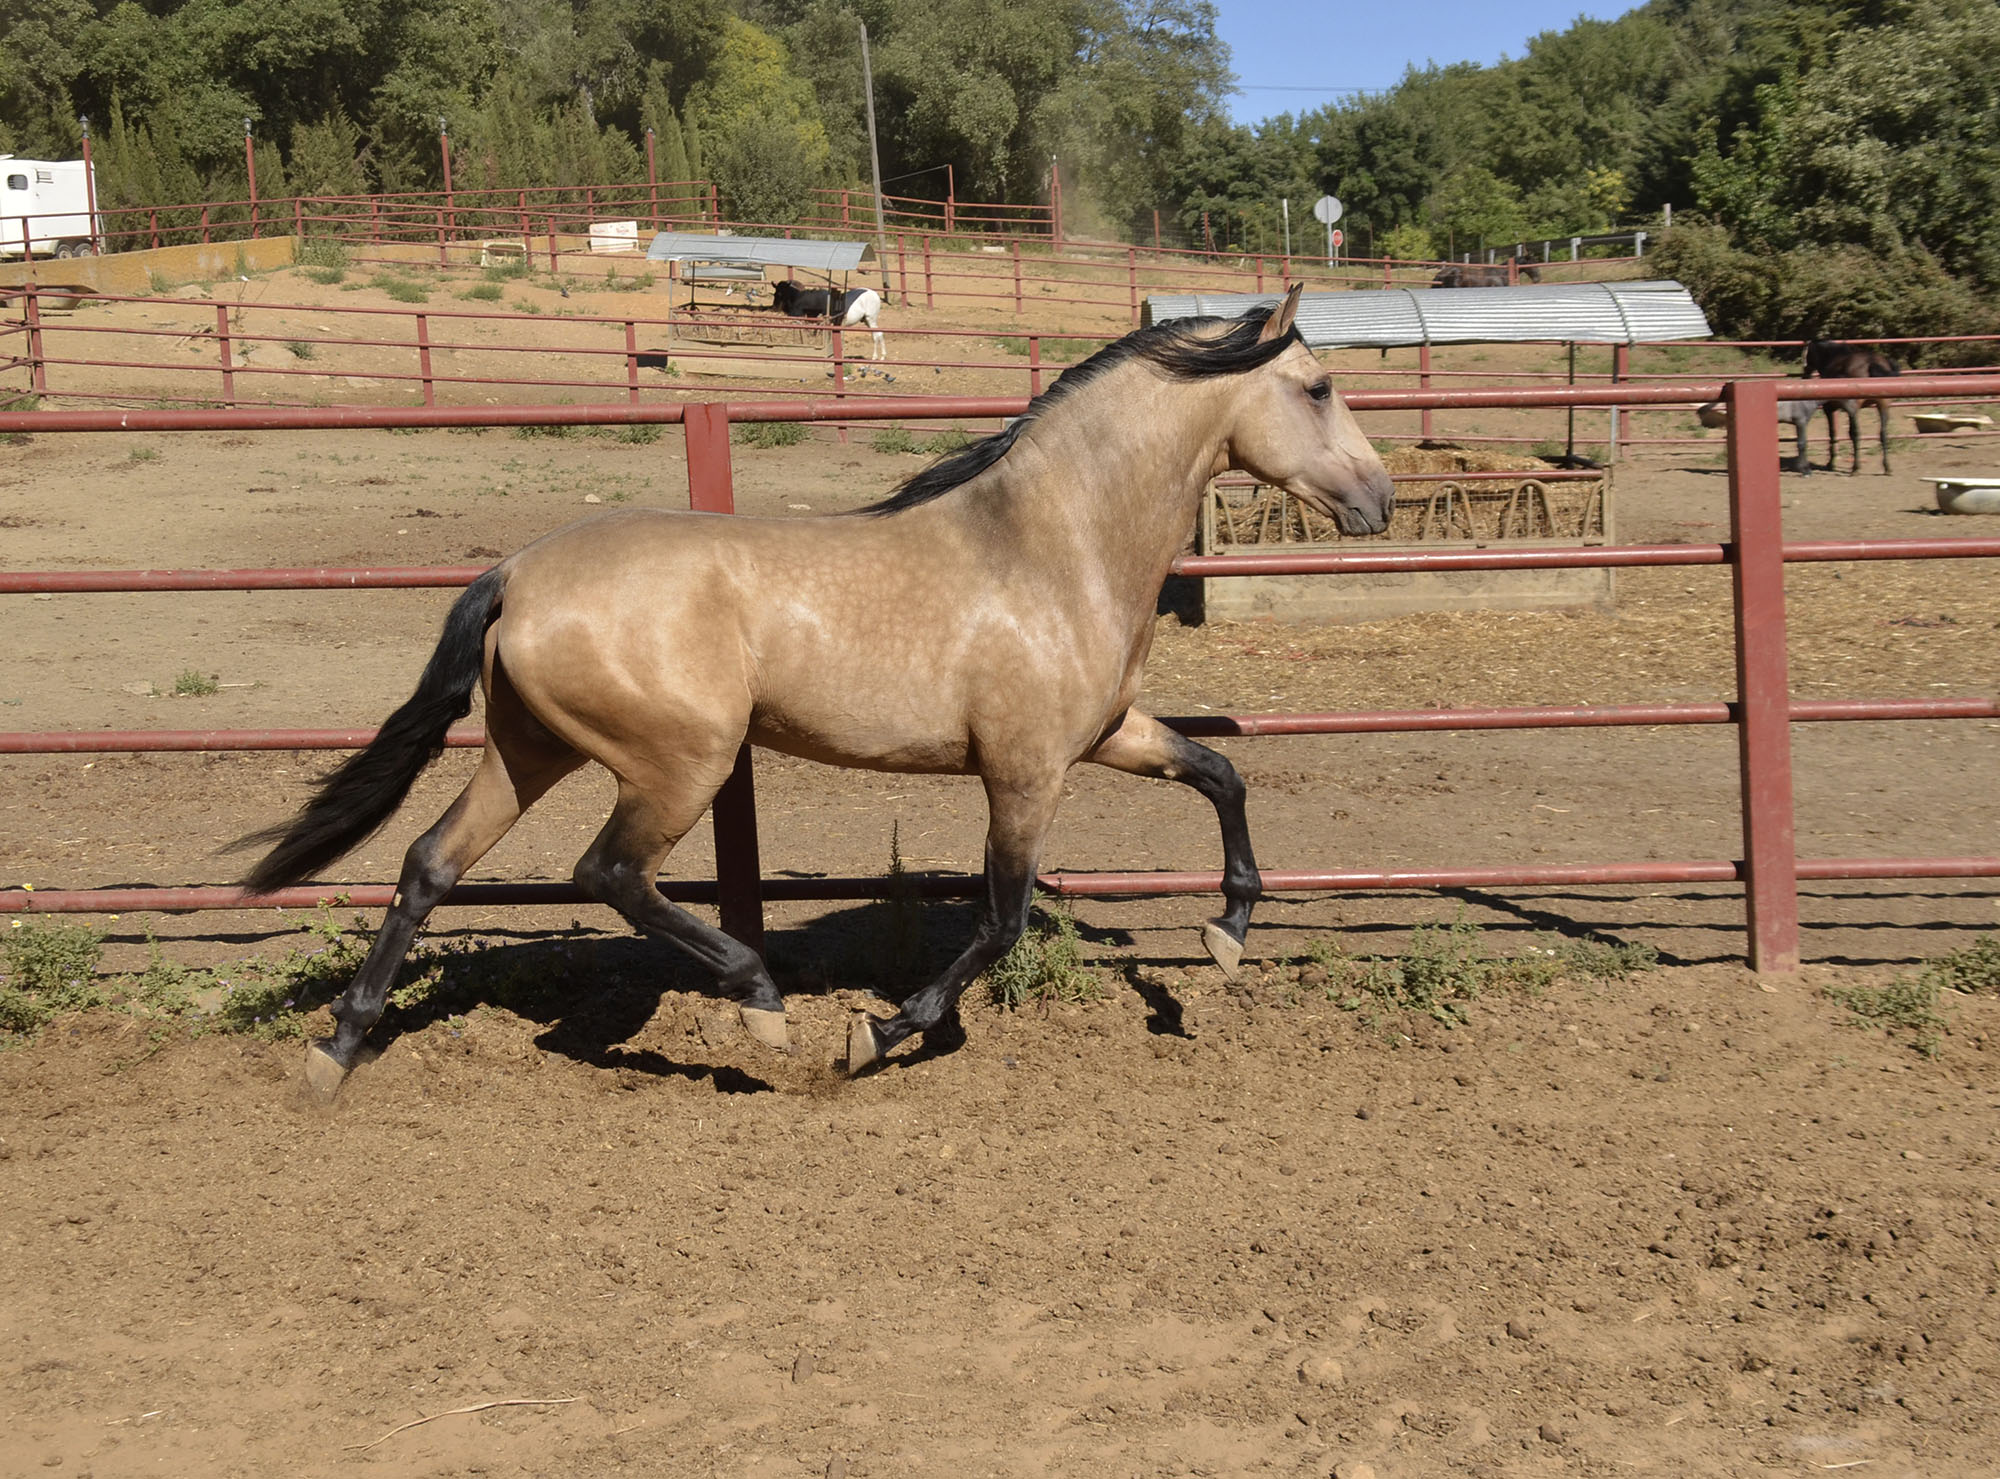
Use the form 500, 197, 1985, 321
1201, 921, 1245, 980
301, 1041, 349, 1103
738, 1005, 792, 1053
846, 1015, 885, 1076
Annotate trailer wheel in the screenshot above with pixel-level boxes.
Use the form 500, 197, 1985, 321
53, 240, 95, 259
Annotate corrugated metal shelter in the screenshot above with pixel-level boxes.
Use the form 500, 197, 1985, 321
644, 233, 875, 272
1142, 280, 1710, 347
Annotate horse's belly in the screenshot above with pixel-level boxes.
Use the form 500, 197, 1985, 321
748, 711, 971, 774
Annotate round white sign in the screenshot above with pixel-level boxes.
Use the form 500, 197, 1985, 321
1312, 195, 1342, 225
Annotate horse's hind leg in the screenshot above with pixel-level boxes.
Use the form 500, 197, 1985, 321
848, 771, 1063, 1074
1877, 401, 1892, 474
1085, 710, 1261, 979
573, 779, 790, 1050
309, 695, 582, 1096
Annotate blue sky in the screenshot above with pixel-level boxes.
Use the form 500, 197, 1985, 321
1214, 1, 1639, 124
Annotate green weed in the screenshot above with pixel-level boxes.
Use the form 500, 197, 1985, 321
612, 424, 663, 445
733, 421, 807, 449
285, 340, 317, 360
871, 426, 918, 454
1, 918, 106, 1031
459, 282, 504, 302
484, 261, 532, 283
1927, 933, 2000, 994
369, 275, 429, 304
1827, 976, 1948, 1058
914, 429, 970, 455
127, 446, 161, 463
986, 904, 1101, 1010
172, 669, 219, 697
304, 266, 346, 285
297, 237, 348, 271
509, 300, 541, 315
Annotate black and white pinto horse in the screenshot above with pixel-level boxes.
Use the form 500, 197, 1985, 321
771, 280, 886, 360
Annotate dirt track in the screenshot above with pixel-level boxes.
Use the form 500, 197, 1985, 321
4, 279, 2000, 1476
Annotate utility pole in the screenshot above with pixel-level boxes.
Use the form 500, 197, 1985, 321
859, 20, 891, 300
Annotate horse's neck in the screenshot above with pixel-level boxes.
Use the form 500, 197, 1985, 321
987, 379, 1225, 601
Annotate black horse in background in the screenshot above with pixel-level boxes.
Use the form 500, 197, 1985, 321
771, 280, 886, 359
1431, 260, 1542, 288
1802, 338, 1901, 473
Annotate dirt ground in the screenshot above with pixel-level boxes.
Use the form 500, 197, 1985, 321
3, 288, 2000, 1476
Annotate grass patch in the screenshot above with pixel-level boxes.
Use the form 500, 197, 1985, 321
871, 426, 918, 454
485, 261, 532, 283
1, 919, 106, 1032
1825, 933, 2000, 1057
369, 274, 430, 304
914, 428, 971, 455
285, 340, 316, 360
733, 421, 807, 449
297, 237, 349, 272
1308, 915, 1656, 1028
986, 904, 1102, 1010
172, 668, 219, 697
127, 446, 160, 463
304, 266, 346, 286
602, 270, 655, 292
509, 299, 541, 315
610, 423, 663, 445
459, 282, 504, 302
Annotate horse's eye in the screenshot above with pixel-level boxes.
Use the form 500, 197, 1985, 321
1307, 380, 1332, 403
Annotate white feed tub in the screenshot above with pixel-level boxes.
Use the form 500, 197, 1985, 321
1922, 477, 2000, 514
1912, 412, 1994, 434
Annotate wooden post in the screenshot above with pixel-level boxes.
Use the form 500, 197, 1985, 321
547, 217, 559, 275
645, 127, 658, 229
922, 234, 934, 309
1012, 240, 1023, 314
1127, 247, 1138, 325
897, 234, 908, 304
244, 122, 259, 239
1028, 335, 1042, 397
1255, 256, 1264, 293
1724, 376, 1800, 972
416, 314, 434, 406
682, 401, 765, 954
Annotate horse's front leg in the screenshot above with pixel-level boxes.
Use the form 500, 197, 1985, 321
1085, 710, 1262, 979
847, 772, 1062, 1074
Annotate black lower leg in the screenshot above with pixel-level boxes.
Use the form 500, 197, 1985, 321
323, 838, 457, 1068
862, 860, 1035, 1061
1164, 733, 1262, 944
579, 855, 782, 1015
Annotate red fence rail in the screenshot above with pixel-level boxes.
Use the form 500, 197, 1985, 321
3, 376, 1998, 973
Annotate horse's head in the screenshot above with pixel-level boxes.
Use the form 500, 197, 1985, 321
771, 280, 799, 311
1222, 286, 1395, 536
1430, 267, 1461, 289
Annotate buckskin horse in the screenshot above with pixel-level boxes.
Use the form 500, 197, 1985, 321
772, 280, 886, 360
239, 286, 1394, 1095
1802, 338, 1901, 473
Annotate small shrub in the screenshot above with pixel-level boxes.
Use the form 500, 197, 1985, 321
173, 669, 219, 697
509, 299, 541, 315
602, 270, 654, 292
304, 266, 345, 285
127, 446, 160, 463
485, 261, 532, 282
297, 237, 349, 271
871, 426, 918, 454
285, 340, 316, 360
1, 919, 105, 1014
123, 938, 200, 1017
1927, 933, 2000, 994
613, 424, 663, 445
733, 421, 807, 449
915, 428, 970, 455
459, 282, 504, 302
512, 422, 576, 440
987, 904, 1100, 1010
369, 275, 429, 304
1827, 976, 1947, 1058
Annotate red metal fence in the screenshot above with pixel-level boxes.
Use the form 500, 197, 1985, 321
2, 376, 1998, 973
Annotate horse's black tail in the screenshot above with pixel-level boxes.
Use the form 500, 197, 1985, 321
235, 567, 505, 894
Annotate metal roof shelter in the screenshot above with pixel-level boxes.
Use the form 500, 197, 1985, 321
1142, 279, 1711, 347
643, 233, 875, 273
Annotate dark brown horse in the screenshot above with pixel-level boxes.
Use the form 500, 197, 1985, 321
240, 286, 1396, 1095
1431, 260, 1542, 288
1802, 339, 1900, 473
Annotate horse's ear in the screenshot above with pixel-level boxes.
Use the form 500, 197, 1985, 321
1259, 283, 1304, 343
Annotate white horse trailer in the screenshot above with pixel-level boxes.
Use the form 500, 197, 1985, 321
0, 157, 99, 259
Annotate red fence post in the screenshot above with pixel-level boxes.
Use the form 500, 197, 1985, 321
682, 401, 766, 954
1028, 335, 1042, 397
546, 217, 559, 275
624, 320, 639, 404
1012, 240, 1023, 315
23, 284, 46, 395
1128, 247, 1139, 325
922, 235, 934, 309
1725, 376, 1801, 972
1418, 343, 1433, 441
215, 303, 236, 406
415, 314, 434, 407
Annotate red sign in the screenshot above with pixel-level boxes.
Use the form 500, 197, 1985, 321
1331, 229, 1344, 247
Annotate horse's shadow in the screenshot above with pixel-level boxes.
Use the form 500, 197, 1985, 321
364, 894, 1007, 1087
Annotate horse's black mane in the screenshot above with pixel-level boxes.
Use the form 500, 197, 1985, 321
858, 304, 1303, 516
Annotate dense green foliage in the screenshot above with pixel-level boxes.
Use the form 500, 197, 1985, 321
0, 0, 1989, 334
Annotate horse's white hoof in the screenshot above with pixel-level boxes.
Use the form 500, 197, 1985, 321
302, 1042, 348, 1103
739, 1005, 792, 1052
847, 1015, 883, 1075
1201, 921, 1245, 980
